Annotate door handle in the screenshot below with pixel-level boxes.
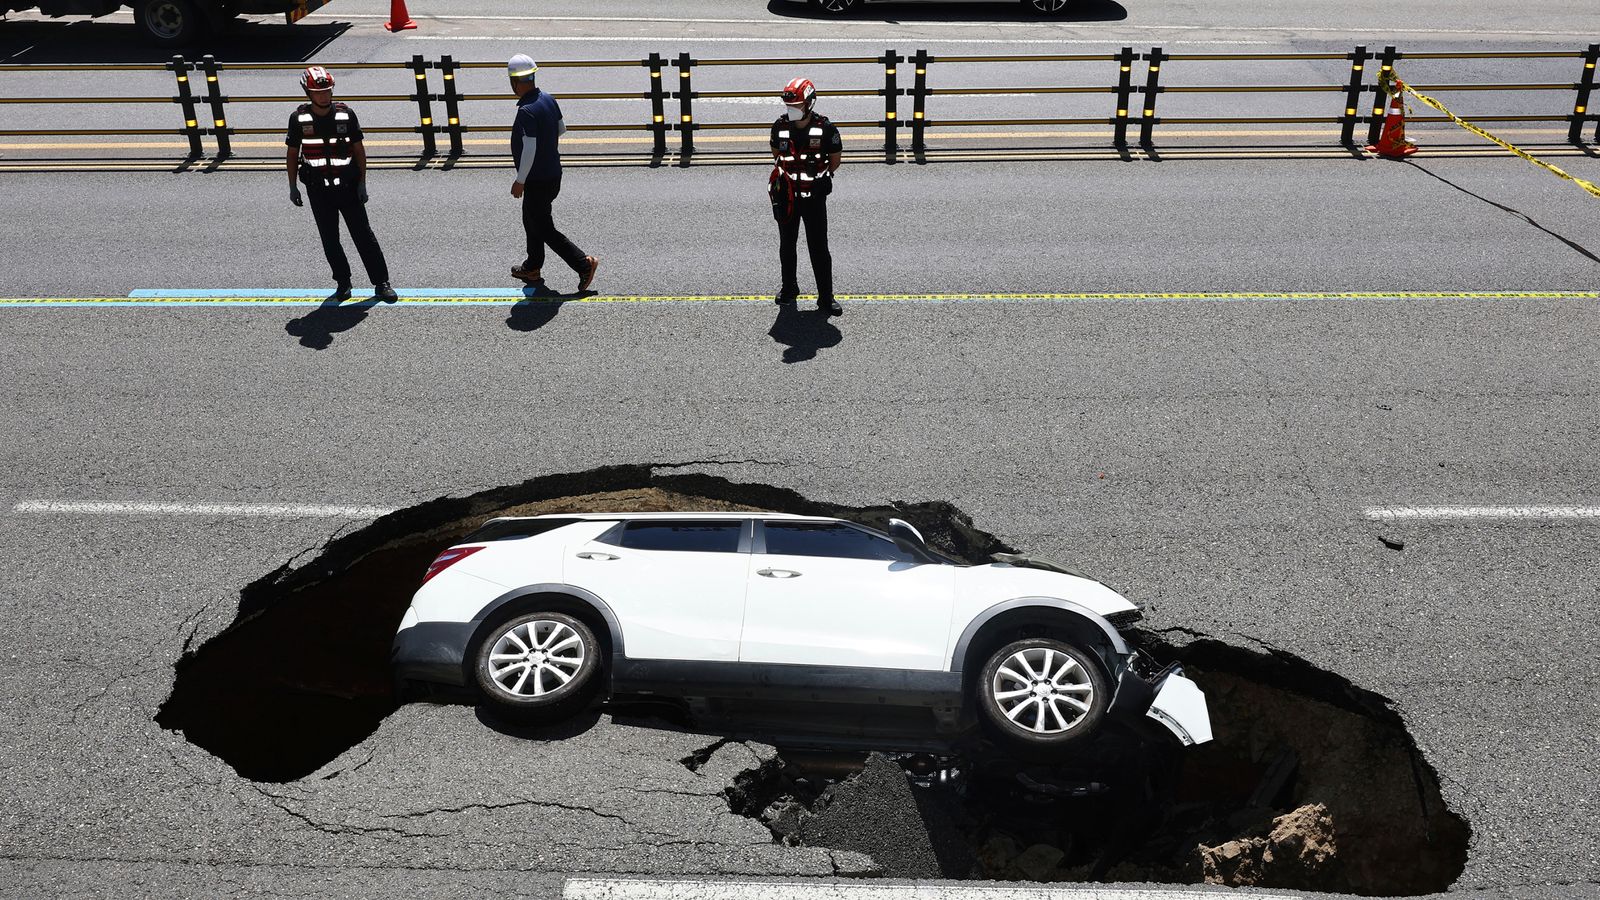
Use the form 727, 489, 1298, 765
757, 568, 801, 578
576, 551, 619, 561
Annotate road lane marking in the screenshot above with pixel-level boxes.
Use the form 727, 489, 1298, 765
562, 879, 1298, 900
1364, 505, 1600, 521
0, 291, 1595, 308
13, 501, 396, 518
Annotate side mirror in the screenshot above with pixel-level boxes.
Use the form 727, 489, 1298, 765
887, 518, 928, 557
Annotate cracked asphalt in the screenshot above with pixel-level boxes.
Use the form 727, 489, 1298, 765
3, 1, 1600, 897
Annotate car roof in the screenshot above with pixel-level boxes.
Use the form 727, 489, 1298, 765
495, 511, 837, 522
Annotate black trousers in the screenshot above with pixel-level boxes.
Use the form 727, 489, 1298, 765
521, 175, 588, 273
306, 180, 389, 287
778, 193, 832, 300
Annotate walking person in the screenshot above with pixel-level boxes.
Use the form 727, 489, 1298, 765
507, 54, 599, 293
770, 76, 843, 316
285, 65, 396, 303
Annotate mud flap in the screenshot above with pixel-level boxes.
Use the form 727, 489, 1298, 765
1145, 672, 1213, 746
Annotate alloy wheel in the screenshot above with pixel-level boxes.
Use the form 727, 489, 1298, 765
487, 619, 587, 698
990, 646, 1095, 734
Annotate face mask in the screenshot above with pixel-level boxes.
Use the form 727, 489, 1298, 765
785, 106, 805, 121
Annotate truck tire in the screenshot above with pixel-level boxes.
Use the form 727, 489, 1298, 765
137, 0, 204, 45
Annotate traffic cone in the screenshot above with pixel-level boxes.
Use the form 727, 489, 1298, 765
1366, 78, 1417, 158
382, 0, 417, 32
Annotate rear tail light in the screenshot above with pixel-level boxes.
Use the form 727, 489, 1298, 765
421, 545, 484, 585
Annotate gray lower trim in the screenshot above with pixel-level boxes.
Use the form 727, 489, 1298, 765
391, 621, 476, 687
613, 657, 963, 708
949, 597, 1130, 672
472, 583, 626, 658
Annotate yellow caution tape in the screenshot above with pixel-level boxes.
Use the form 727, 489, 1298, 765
1396, 79, 1600, 200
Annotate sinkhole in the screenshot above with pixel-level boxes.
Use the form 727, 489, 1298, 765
157, 463, 1467, 894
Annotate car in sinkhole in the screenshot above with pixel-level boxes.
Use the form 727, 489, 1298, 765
391, 512, 1212, 752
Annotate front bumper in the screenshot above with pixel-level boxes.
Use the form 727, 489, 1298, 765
1108, 652, 1213, 746
391, 621, 474, 687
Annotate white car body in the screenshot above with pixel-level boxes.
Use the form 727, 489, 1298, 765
393, 512, 1211, 747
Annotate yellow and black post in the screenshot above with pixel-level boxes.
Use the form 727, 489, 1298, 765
199, 54, 230, 159
883, 49, 899, 161
410, 54, 436, 160
646, 52, 668, 158
438, 54, 463, 157
1138, 47, 1165, 148
168, 55, 203, 160
1366, 46, 1398, 147
1339, 45, 1369, 148
1570, 43, 1598, 145
910, 49, 929, 155
675, 52, 696, 158
1112, 46, 1135, 147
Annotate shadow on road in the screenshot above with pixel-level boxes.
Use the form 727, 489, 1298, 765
284, 293, 382, 350
1402, 160, 1600, 266
506, 283, 568, 333
0, 19, 351, 63
766, 0, 1128, 24
768, 303, 843, 364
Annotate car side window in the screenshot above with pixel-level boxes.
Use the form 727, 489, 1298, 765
617, 521, 743, 553
763, 522, 910, 562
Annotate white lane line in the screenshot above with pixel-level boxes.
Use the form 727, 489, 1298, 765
13, 501, 396, 518
1364, 505, 1600, 521
562, 880, 1296, 900
399, 36, 1277, 44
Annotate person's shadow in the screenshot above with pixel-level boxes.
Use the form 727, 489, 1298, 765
284, 293, 383, 350
506, 282, 568, 333
768, 303, 843, 364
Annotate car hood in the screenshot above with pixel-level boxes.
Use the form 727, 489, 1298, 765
955, 563, 1138, 617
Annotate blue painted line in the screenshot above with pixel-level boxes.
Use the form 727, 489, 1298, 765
128, 288, 530, 298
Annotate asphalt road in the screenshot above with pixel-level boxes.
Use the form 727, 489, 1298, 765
3, 2, 1600, 898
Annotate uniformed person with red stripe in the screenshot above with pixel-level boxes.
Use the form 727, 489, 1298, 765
771, 77, 844, 316
285, 66, 396, 303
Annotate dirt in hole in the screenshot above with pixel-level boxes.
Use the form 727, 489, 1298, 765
157, 464, 1467, 894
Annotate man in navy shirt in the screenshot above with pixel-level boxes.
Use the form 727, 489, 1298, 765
508, 54, 599, 293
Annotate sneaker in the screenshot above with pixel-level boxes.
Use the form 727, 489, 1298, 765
577, 255, 600, 292
775, 287, 799, 305
512, 267, 544, 285
374, 282, 398, 303
819, 296, 842, 316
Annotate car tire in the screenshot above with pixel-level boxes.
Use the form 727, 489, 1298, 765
1022, 0, 1076, 16
976, 638, 1109, 750
137, 0, 205, 44
809, 0, 861, 14
473, 611, 602, 720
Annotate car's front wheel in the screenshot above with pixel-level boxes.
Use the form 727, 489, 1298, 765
473, 612, 601, 720
976, 638, 1109, 749
1022, 0, 1076, 16
809, 0, 861, 14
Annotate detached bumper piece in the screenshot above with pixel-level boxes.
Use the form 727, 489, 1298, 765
1109, 652, 1214, 746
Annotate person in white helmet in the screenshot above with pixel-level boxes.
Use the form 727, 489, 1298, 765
507, 53, 599, 293
285, 65, 396, 303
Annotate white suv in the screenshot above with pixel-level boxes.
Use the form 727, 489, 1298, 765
392, 512, 1212, 750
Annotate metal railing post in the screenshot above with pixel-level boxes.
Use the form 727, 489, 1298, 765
1570, 43, 1598, 145
883, 49, 899, 161
911, 49, 929, 153
1340, 45, 1369, 148
168, 55, 203, 159
199, 54, 230, 159
675, 52, 695, 158
438, 54, 463, 157
1112, 46, 1135, 147
1138, 47, 1165, 147
410, 54, 436, 160
1367, 46, 1398, 146
647, 52, 668, 158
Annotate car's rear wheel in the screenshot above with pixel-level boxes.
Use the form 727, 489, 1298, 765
473, 612, 601, 720
809, 0, 861, 14
976, 638, 1108, 749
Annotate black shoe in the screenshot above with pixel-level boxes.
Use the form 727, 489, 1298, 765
374, 282, 398, 303
775, 287, 799, 306
819, 296, 842, 316
329, 284, 352, 302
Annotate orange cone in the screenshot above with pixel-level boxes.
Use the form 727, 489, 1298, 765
382, 0, 417, 32
1366, 78, 1417, 158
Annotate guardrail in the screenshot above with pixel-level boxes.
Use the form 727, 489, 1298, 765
0, 44, 1596, 164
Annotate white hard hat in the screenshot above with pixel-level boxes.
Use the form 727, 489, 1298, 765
508, 54, 538, 79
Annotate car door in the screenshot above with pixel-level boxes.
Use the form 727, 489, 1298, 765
564, 519, 751, 662
739, 520, 955, 670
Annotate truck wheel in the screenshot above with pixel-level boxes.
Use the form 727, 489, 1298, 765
138, 0, 204, 45
976, 638, 1109, 750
